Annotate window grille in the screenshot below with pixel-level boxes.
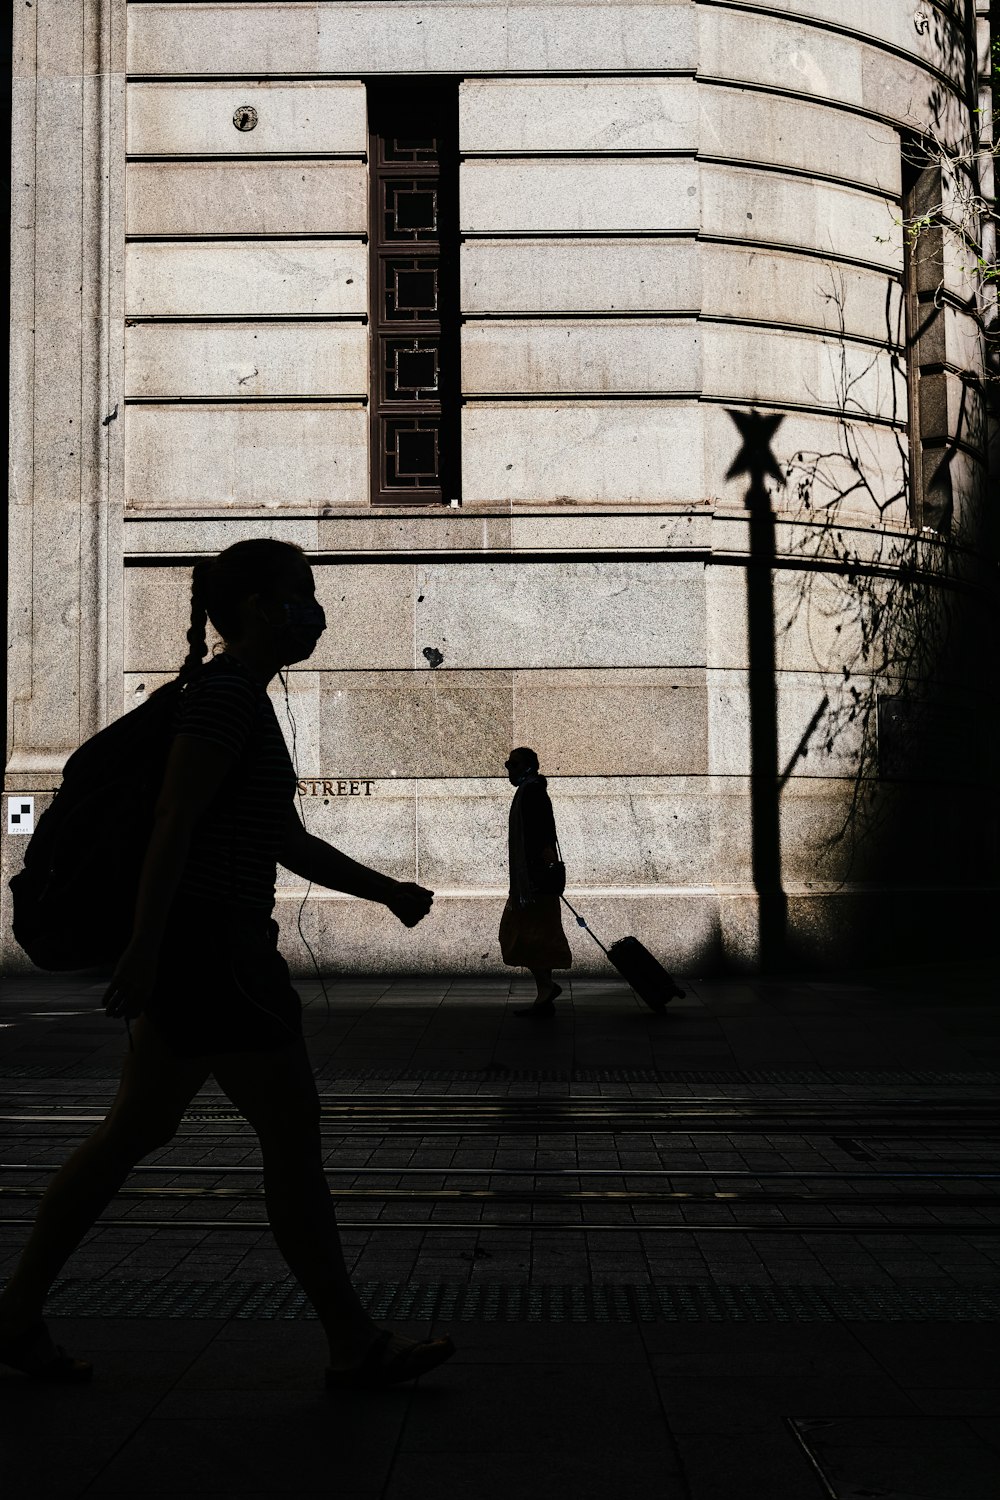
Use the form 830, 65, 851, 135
367, 84, 460, 505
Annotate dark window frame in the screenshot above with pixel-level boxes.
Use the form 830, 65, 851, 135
366, 80, 461, 507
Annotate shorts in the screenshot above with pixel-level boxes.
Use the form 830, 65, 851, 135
144, 899, 303, 1058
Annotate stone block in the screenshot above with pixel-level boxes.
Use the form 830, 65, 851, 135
126, 80, 367, 155
125, 242, 367, 317
700, 162, 900, 271
554, 777, 714, 887
24, 287, 88, 761
316, 670, 514, 778
271, 889, 522, 975
124, 405, 367, 508
460, 78, 697, 153
124, 561, 415, 673
123, 516, 322, 559
698, 8, 866, 108
701, 322, 905, 421
707, 772, 878, 892
10, 81, 38, 311
282, 777, 418, 888
126, 161, 367, 236
702, 0, 965, 71
700, 6, 967, 141
700, 245, 903, 347
924, 444, 990, 537
33, 0, 87, 78
127, 3, 697, 77
413, 558, 706, 669
698, 84, 899, 192
775, 779, 878, 886
707, 544, 892, 678
412, 780, 511, 889
308, 565, 414, 672
860, 43, 967, 139
914, 302, 984, 379
125, 323, 368, 399
410, 776, 713, 890
920, 223, 981, 303
509, 511, 710, 555
34, 78, 84, 323
513, 668, 708, 776
124, 571, 219, 673
706, 667, 865, 780
461, 159, 700, 234
462, 402, 705, 504
12, 1, 35, 80
461, 322, 701, 396
272, 669, 322, 784
461, 239, 700, 316
123, 672, 179, 715
918, 371, 988, 453
702, 403, 908, 521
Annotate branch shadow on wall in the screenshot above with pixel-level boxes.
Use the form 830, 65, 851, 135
723, 257, 996, 972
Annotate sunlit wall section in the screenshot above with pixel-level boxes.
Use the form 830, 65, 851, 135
3, 2, 994, 974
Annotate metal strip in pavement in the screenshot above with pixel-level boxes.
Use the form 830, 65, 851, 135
40, 1277, 1000, 1322
4, 1162, 997, 1179
4, 1215, 998, 1233
3, 1064, 999, 1084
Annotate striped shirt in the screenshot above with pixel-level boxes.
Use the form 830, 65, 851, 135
172, 655, 297, 911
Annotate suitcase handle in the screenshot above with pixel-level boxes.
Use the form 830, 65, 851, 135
555, 834, 610, 956
560, 893, 611, 957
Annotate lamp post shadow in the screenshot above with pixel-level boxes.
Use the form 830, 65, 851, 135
726, 408, 789, 971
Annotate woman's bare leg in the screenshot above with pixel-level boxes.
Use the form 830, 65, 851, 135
0, 1016, 210, 1332
210, 1039, 381, 1366
529, 967, 554, 1003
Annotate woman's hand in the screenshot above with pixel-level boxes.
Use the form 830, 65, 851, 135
103, 939, 161, 1020
383, 881, 435, 928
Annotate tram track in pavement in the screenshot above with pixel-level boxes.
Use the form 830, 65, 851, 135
2, 1092, 999, 1133
2, 1087, 998, 1235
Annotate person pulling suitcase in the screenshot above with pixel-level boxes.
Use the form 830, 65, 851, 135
499, 747, 573, 1017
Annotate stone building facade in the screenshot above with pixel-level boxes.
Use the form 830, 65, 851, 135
4, 2, 996, 975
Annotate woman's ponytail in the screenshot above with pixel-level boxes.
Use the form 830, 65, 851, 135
178, 563, 210, 683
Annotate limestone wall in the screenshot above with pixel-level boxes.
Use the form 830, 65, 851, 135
4, 1, 995, 975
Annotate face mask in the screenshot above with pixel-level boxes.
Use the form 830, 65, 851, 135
281, 599, 327, 647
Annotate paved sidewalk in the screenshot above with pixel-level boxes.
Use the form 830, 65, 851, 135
1, 963, 998, 1499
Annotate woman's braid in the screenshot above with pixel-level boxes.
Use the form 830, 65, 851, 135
178, 563, 211, 683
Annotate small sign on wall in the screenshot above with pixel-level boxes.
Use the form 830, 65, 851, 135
7, 797, 35, 835
298, 779, 375, 798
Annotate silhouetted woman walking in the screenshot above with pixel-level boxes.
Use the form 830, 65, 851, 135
500, 747, 572, 1016
0, 539, 455, 1387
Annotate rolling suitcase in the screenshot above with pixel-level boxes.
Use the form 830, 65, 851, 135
561, 895, 685, 1011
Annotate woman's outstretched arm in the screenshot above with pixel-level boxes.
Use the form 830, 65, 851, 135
277, 807, 433, 927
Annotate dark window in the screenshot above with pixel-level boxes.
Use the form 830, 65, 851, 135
368, 83, 460, 506
901, 138, 949, 531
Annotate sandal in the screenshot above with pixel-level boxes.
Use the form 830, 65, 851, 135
325, 1329, 456, 1390
0, 1319, 94, 1384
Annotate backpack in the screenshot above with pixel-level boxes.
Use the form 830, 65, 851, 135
9, 679, 185, 970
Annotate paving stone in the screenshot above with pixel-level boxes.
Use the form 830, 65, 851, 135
666, 1430, 826, 1500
